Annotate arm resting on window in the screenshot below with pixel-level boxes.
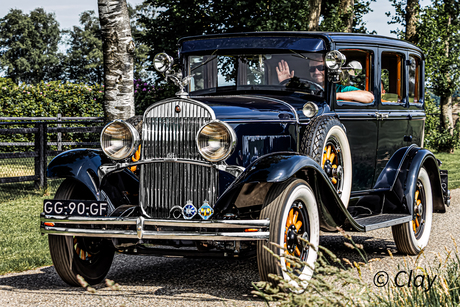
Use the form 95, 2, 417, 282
337, 90, 374, 103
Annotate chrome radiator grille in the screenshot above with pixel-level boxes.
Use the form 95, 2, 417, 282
140, 99, 218, 218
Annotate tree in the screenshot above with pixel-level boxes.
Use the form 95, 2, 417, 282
98, 0, 135, 122
308, 0, 323, 31
418, 1, 460, 141
386, 0, 420, 43
64, 11, 104, 85
319, 0, 375, 33
0, 8, 63, 84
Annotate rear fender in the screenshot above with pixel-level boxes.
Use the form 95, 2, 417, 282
401, 149, 445, 214
214, 152, 364, 231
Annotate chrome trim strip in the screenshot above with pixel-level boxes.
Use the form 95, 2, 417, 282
41, 227, 269, 241
40, 214, 270, 228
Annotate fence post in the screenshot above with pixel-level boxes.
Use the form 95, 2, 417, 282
57, 113, 62, 151
34, 122, 47, 190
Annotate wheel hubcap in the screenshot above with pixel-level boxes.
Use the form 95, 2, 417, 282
412, 181, 426, 238
322, 138, 343, 192
284, 201, 310, 269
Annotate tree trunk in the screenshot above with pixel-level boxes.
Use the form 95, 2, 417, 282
308, 0, 322, 31
440, 95, 454, 133
340, 0, 354, 33
405, 0, 419, 44
98, 0, 135, 122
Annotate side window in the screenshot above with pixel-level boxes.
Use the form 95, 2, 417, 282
338, 49, 374, 102
409, 55, 422, 104
381, 52, 405, 103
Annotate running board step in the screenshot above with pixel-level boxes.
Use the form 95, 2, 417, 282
354, 214, 412, 232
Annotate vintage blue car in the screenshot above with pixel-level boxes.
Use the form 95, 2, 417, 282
41, 32, 450, 287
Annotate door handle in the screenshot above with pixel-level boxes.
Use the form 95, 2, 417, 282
375, 112, 389, 120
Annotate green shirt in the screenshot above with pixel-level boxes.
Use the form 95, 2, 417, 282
336, 84, 361, 92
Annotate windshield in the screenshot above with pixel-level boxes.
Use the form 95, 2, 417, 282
187, 52, 325, 96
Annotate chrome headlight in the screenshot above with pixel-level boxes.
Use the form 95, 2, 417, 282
196, 120, 237, 162
325, 50, 346, 70
100, 120, 140, 160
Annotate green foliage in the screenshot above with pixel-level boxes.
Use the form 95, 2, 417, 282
418, 1, 460, 99
424, 95, 460, 152
320, 0, 376, 33
63, 11, 104, 85
0, 8, 64, 84
0, 79, 104, 152
0, 80, 104, 118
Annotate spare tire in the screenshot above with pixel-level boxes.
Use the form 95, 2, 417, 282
300, 116, 352, 207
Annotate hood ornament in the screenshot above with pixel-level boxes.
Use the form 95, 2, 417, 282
153, 52, 193, 98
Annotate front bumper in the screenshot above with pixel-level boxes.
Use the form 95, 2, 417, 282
40, 213, 270, 241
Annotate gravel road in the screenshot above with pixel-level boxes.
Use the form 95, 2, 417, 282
1, 189, 459, 306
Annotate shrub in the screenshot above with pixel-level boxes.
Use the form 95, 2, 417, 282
424, 95, 460, 152
0, 79, 104, 152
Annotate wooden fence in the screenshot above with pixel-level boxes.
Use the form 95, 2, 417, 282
0, 116, 104, 189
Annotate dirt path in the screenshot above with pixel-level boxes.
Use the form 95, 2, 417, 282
1, 190, 458, 306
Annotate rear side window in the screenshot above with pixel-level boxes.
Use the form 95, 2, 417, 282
409, 55, 422, 104
381, 52, 405, 103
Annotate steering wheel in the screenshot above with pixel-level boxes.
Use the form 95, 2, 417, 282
279, 77, 324, 93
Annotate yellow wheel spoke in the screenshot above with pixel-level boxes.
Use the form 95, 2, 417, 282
295, 220, 303, 231
287, 209, 294, 227
331, 177, 338, 184
73, 238, 77, 244
293, 211, 299, 224
415, 218, 420, 228
412, 221, 417, 232
415, 190, 419, 201
329, 152, 336, 164
76, 247, 80, 255
417, 199, 421, 206
295, 247, 301, 257
326, 145, 331, 160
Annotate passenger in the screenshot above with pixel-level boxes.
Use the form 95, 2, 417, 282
276, 60, 374, 103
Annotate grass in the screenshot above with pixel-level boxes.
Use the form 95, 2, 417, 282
0, 180, 62, 274
430, 150, 460, 190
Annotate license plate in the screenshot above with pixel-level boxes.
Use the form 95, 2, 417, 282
43, 200, 108, 216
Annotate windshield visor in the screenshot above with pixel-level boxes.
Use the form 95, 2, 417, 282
188, 53, 325, 96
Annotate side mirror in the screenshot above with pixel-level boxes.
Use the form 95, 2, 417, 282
342, 61, 362, 76
153, 53, 174, 73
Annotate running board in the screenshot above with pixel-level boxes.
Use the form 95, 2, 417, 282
354, 214, 412, 232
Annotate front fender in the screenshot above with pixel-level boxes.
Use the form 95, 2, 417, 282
47, 149, 111, 199
214, 152, 364, 231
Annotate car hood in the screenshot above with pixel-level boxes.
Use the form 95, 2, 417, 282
191, 95, 298, 122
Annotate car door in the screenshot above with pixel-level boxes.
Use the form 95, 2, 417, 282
333, 46, 379, 192
374, 48, 410, 186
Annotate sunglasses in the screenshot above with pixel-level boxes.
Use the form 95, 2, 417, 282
309, 65, 325, 72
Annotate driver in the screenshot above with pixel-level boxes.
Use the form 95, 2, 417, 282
276, 60, 374, 103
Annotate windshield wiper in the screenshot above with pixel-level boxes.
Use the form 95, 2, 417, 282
289, 49, 322, 63
191, 49, 218, 72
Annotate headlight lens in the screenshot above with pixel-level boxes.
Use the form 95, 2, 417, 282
325, 50, 346, 70
100, 120, 140, 160
196, 120, 237, 162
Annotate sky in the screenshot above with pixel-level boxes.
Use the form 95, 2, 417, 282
0, 0, 431, 36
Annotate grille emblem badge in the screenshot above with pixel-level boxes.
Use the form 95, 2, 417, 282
169, 205, 183, 219
175, 105, 181, 113
198, 201, 214, 220
182, 201, 197, 219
